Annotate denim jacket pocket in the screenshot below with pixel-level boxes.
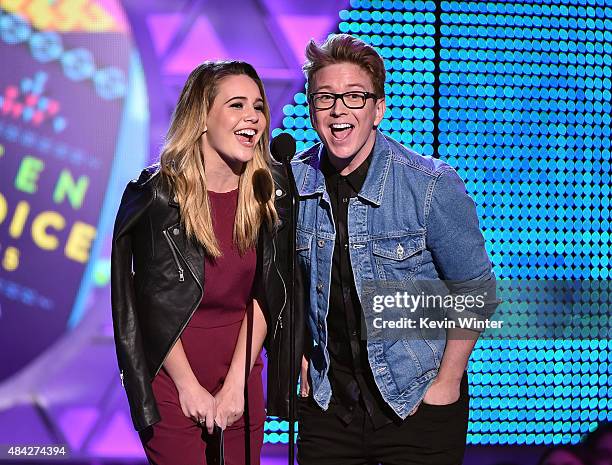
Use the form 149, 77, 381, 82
371, 232, 425, 280
296, 228, 313, 264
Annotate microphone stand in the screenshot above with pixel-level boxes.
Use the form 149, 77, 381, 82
280, 156, 298, 465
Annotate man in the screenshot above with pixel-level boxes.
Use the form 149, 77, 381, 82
292, 34, 497, 464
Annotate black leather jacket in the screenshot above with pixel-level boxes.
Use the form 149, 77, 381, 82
111, 162, 302, 431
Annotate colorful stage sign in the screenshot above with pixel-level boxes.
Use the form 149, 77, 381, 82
0, 5, 130, 382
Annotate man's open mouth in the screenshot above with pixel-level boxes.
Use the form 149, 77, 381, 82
330, 123, 354, 141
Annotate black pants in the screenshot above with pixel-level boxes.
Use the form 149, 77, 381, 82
297, 373, 469, 465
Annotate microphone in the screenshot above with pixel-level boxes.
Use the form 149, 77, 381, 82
270, 133, 296, 163
269, 132, 299, 465
253, 169, 273, 204
270, 133, 302, 465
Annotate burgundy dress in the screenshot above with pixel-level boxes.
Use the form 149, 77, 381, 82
141, 188, 265, 465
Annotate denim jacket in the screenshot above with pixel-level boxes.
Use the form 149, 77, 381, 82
291, 130, 497, 419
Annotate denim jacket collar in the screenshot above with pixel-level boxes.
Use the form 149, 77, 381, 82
359, 130, 392, 206
295, 130, 392, 206
295, 145, 327, 197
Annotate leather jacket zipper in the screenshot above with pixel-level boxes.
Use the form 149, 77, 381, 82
162, 230, 185, 282
154, 298, 201, 377
270, 238, 288, 392
271, 239, 287, 341
154, 227, 204, 377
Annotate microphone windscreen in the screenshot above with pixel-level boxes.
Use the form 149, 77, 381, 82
270, 133, 296, 163
253, 168, 273, 204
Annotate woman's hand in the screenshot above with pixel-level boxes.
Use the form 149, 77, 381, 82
177, 381, 217, 434
214, 383, 244, 430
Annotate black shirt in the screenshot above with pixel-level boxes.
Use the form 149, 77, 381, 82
320, 150, 398, 429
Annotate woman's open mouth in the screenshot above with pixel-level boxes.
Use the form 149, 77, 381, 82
234, 128, 257, 147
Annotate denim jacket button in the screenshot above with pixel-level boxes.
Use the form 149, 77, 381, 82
316, 282, 323, 292
317, 239, 325, 247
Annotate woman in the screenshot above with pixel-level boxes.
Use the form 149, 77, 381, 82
111, 61, 287, 465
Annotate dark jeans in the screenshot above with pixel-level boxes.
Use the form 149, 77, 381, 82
297, 373, 469, 465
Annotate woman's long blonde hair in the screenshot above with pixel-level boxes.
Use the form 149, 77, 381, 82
160, 61, 278, 258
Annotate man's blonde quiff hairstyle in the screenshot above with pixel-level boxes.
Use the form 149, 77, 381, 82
160, 61, 277, 258
302, 34, 386, 97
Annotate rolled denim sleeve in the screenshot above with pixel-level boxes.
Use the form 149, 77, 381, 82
425, 167, 498, 326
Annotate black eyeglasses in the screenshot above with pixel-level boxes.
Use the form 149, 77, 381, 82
308, 91, 380, 110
